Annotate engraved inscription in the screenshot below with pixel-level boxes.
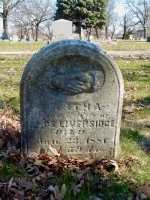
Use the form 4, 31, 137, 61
33, 102, 116, 157
87, 138, 107, 144
38, 138, 60, 145
43, 119, 115, 128
46, 102, 102, 112
67, 146, 82, 153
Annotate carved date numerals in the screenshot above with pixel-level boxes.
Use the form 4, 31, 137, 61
67, 146, 82, 153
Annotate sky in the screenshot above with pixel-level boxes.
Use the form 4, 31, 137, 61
114, 3, 126, 16
0, 2, 125, 30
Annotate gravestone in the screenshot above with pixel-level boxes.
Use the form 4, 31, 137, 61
3, 39, 9, 42
12, 35, 19, 41
20, 39, 124, 158
0, 29, 7, 39
52, 19, 73, 41
21, 39, 27, 43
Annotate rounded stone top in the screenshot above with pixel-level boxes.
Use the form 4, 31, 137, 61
21, 40, 122, 85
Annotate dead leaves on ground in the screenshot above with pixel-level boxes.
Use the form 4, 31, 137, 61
50, 184, 66, 200
0, 109, 20, 149
0, 109, 148, 199
0, 142, 141, 200
0, 177, 34, 200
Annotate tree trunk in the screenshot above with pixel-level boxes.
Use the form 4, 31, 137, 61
87, 27, 91, 40
31, 27, 35, 39
123, 14, 127, 40
77, 18, 82, 39
35, 29, 38, 41
78, 23, 82, 39
95, 26, 100, 39
144, 27, 147, 39
105, 26, 108, 39
111, 33, 114, 39
35, 25, 39, 41
3, 2, 9, 38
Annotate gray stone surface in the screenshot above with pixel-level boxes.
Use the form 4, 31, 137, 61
52, 19, 73, 41
21, 39, 27, 43
12, 35, 19, 41
0, 29, 7, 39
3, 39, 9, 42
20, 39, 124, 158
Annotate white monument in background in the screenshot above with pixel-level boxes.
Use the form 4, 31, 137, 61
52, 19, 73, 41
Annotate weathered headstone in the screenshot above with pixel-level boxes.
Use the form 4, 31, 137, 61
20, 39, 124, 158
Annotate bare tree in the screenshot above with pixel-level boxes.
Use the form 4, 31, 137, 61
0, 0, 25, 38
10, 10, 29, 39
24, 0, 55, 40
41, 21, 52, 40
11, 0, 55, 40
108, 13, 121, 38
125, 0, 150, 38
105, 0, 117, 39
122, 13, 132, 39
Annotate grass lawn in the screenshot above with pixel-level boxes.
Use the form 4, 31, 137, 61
0, 53, 150, 199
0, 41, 45, 52
99, 40, 150, 51
0, 40, 150, 52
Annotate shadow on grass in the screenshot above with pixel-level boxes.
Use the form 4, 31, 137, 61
123, 95, 150, 108
58, 169, 134, 200
142, 65, 150, 69
121, 128, 150, 155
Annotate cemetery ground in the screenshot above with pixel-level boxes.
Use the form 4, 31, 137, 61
1, 40, 150, 52
0, 47, 150, 199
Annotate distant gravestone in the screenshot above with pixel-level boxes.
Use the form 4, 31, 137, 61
12, 35, 19, 41
52, 19, 73, 41
72, 33, 80, 40
3, 39, 9, 42
21, 39, 27, 42
20, 40, 124, 158
37, 39, 43, 42
0, 29, 7, 39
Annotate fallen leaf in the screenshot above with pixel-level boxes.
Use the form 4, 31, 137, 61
123, 104, 134, 113
0, 161, 4, 167
130, 86, 136, 91
9, 188, 24, 200
84, 158, 96, 166
109, 160, 119, 171
49, 145, 60, 156
70, 180, 84, 195
48, 159, 57, 165
34, 159, 43, 166
60, 153, 69, 161
139, 192, 147, 199
0, 138, 5, 149
7, 146, 20, 157
53, 184, 66, 200
14, 178, 34, 191
136, 183, 150, 198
